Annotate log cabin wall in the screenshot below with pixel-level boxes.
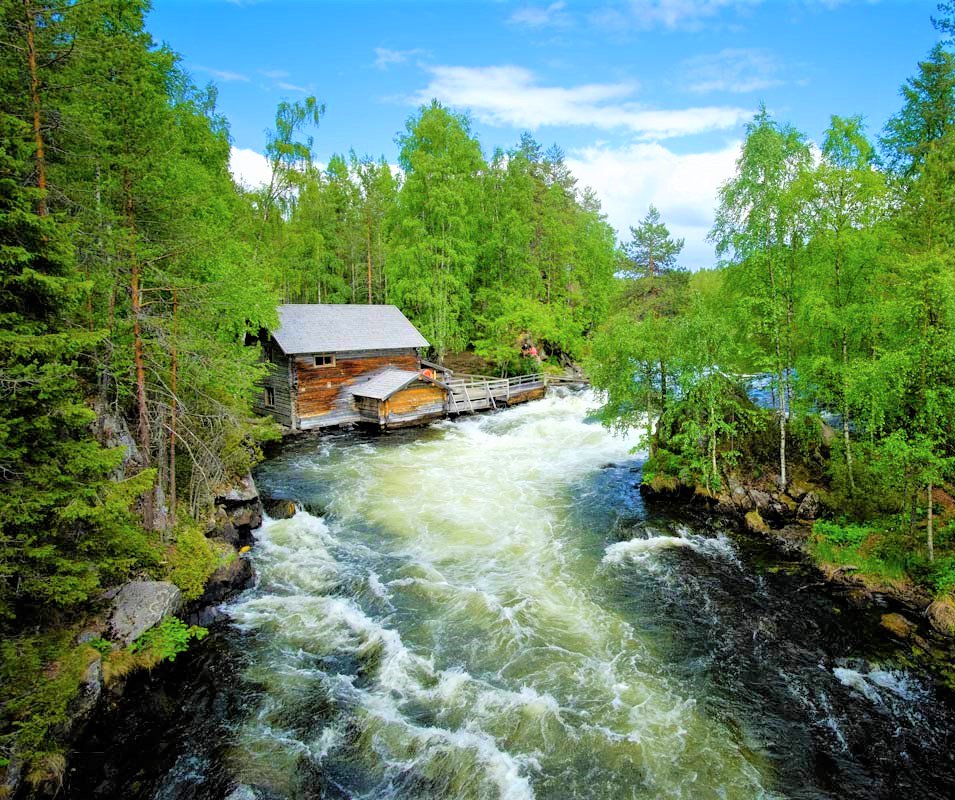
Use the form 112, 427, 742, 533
382, 384, 447, 428
253, 340, 294, 427
294, 348, 420, 428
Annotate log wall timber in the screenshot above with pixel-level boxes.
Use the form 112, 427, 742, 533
382, 384, 446, 428
253, 346, 294, 427
295, 349, 419, 426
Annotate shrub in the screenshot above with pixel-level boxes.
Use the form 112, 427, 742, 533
167, 522, 232, 601
129, 616, 207, 664
812, 519, 871, 546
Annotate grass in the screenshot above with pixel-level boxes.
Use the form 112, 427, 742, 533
808, 520, 910, 586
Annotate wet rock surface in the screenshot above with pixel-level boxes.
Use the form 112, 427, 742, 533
108, 581, 183, 645
62, 628, 256, 800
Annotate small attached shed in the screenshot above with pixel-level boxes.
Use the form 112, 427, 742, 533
254, 304, 448, 430
351, 369, 447, 428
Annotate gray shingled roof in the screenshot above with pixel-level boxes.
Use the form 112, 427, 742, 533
272, 304, 429, 354
350, 369, 425, 401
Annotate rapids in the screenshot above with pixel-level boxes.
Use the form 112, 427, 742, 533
66, 390, 955, 799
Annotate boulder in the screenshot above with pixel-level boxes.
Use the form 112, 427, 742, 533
927, 595, 955, 637
745, 510, 770, 534
200, 551, 254, 605
216, 474, 258, 504
880, 612, 917, 640
91, 408, 141, 479
61, 657, 103, 737
262, 496, 298, 520
226, 502, 262, 530
748, 489, 773, 511
797, 492, 822, 521
107, 581, 182, 645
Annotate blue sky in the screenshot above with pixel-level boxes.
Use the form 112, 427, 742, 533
149, 0, 940, 267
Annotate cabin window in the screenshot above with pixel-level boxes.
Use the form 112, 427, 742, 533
264, 387, 275, 407
312, 353, 335, 368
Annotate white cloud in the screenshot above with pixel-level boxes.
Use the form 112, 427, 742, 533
413, 64, 750, 138
275, 81, 311, 93
510, 1, 573, 27
194, 65, 250, 82
566, 140, 742, 267
682, 48, 785, 94
259, 69, 290, 80
374, 47, 425, 70
591, 0, 760, 31
229, 146, 272, 189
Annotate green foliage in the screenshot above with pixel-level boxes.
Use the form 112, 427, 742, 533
623, 204, 684, 277
167, 522, 230, 601
0, 631, 97, 770
928, 555, 955, 593
812, 520, 872, 546
129, 616, 207, 663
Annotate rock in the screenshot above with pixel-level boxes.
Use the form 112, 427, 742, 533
778, 494, 798, 513
262, 496, 298, 520
731, 485, 754, 510
201, 552, 253, 605
91, 407, 141, 478
216, 474, 258, 504
745, 510, 770, 534
107, 581, 182, 645
927, 595, 955, 637
184, 555, 254, 627
880, 612, 917, 640
748, 489, 773, 511
797, 492, 822, 521
62, 657, 103, 735
787, 476, 814, 501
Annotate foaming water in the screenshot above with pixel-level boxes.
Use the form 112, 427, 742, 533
224, 390, 955, 800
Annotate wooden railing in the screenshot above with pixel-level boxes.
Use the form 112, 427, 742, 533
445, 372, 546, 413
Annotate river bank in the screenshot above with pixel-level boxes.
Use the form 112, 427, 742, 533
52, 392, 955, 798
639, 472, 955, 678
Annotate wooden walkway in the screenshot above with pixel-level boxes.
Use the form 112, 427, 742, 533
445, 372, 586, 414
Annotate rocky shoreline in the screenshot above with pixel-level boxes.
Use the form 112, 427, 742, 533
640, 476, 955, 658
5, 477, 264, 800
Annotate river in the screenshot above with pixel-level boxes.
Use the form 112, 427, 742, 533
68, 390, 955, 799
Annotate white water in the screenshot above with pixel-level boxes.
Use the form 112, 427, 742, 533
227, 392, 780, 798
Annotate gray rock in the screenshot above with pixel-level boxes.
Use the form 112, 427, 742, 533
262, 497, 298, 520
91, 408, 141, 478
216, 474, 259, 504
227, 503, 262, 530
797, 492, 822, 521
65, 658, 103, 730
108, 581, 183, 645
748, 489, 773, 510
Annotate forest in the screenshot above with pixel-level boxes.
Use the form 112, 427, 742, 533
3, 0, 955, 789
0, 0, 617, 780
589, 28, 955, 598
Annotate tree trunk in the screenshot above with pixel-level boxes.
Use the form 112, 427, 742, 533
169, 290, 178, 528
125, 169, 152, 526
778, 367, 788, 492
24, 0, 47, 216
366, 221, 373, 304
928, 482, 934, 562
841, 330, 854, 492
659, 360, 667, 416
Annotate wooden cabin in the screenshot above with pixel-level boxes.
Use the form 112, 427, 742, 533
254, 304, 449, 430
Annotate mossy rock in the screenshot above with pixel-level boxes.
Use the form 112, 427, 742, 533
745, 510, 770, 534
927, 595, 955, 637
647, 474, 678, 493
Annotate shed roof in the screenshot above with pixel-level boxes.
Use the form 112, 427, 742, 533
272, 304, 429, 354
350, 369, 429, 401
